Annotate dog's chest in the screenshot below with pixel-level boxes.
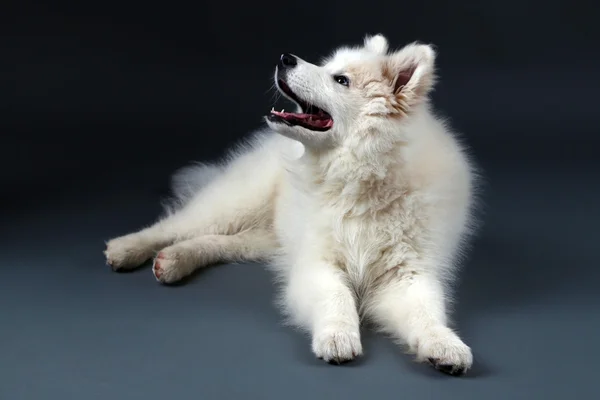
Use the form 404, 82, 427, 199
321, 199, 418, 282
330, 215, 385, 273
281, 154, 424, 281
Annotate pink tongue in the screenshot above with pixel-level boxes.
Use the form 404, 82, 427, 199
315, 119, 334, 128
271, 110, 332, 128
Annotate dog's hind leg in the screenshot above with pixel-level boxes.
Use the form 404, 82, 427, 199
104, 131, 285, 271
151, 228, 278, 284
104, 176, 278, 271
104, 222, 178, 271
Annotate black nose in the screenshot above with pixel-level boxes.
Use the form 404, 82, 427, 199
279, 53, 297, 68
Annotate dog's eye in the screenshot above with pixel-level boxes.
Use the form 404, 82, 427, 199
334, 75, 350, 87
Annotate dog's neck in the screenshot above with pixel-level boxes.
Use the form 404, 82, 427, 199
299, 132, 410, 214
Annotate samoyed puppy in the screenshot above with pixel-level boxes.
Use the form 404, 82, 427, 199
104, 34, 479, 376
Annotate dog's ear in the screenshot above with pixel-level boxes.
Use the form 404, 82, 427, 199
364, 34, 388, 55
384, 42, 436, 106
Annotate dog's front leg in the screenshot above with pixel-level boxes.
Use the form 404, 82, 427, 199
366, 269, 473, 376
284, 258, 362, 364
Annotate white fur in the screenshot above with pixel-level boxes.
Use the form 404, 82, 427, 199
104, 34, 479, 375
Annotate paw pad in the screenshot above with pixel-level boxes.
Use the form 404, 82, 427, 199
153, 259, 162, 278
428, 357, 467, 376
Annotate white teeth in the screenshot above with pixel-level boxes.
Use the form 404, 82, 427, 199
281, 109, 285, 112
271, 107, 274, 112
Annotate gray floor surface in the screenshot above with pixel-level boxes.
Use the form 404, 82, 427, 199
2, 163, 599, 399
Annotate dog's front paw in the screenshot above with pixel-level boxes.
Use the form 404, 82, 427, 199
104, 234, 152, 271
414, 327, 473, 376
312, 324, 363, 364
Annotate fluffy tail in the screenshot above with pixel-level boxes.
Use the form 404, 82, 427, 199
161, 162, 223, 214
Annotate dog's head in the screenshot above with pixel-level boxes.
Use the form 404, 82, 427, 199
266, 34, 437, 150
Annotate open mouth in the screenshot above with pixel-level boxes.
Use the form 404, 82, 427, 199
267, 79, 333, 131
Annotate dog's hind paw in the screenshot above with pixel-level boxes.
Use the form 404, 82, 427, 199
104, 234, 153, 271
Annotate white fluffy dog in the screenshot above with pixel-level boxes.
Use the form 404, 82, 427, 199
104, 34, 479, 376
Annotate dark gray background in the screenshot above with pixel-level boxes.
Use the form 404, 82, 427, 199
2, 0, 599, 398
